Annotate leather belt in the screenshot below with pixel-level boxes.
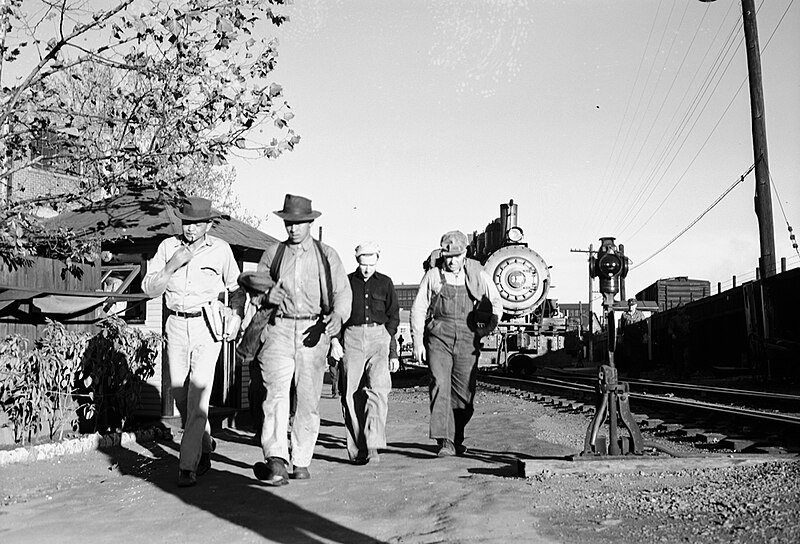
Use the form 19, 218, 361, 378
355, 322, 384, 327
167, 308, 202, 318
274, 313, 320, 320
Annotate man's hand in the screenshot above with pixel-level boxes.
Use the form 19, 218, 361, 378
266, 278, 290, 306
413, 342, 426, 365
389, 357, 400, 373
323, 313, 343, 337
165, 246, 193, 273
329, 337, 344, 361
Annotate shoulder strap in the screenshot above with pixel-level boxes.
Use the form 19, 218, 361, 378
313, 239, 334, 315
270, 242, 286, 283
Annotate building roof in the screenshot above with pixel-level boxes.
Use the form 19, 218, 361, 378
45, 186, 278, 253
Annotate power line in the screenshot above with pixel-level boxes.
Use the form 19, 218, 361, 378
631, 163, 755, 270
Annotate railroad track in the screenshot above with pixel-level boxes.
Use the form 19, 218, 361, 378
477, 370, 800, 455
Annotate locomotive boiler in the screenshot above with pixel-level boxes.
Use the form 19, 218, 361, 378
469, 200, 566, 374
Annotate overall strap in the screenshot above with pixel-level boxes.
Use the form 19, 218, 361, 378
269, 242, 287, 283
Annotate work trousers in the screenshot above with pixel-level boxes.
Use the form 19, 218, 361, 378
257, 316, 330, 468
341, 325, 391, 460
165, 314, 221, 472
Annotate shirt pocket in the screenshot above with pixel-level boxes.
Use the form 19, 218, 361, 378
371, 292, 388, 314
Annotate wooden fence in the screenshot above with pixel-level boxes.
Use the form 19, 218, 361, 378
0, 256, 102, 346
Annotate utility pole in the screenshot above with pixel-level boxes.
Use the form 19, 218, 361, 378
571, 245, 596, 362
741, 0, 776, 277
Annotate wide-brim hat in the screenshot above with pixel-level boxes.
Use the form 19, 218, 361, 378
175, 196, 226, 222
274, 194, 321, 221
237, 271, 275, 294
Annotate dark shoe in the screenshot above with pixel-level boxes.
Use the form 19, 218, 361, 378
177, 469, 197, 487
454, 443, 468, 456
292, 466, 311, 480
437, 439, 456, 457
352, 456, 369, 466
253, 457, 290, 486
197, 453, 211, 476
367, 448, 381, 463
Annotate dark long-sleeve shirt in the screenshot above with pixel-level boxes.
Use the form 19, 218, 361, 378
345, 270, 400, 339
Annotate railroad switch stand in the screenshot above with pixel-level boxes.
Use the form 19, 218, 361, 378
582, 364, 644, 456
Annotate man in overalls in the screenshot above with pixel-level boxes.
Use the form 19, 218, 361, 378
410, 231, 503, 456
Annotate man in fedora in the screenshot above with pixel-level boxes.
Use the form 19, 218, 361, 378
251, 194, 351, 486
410, 230, 502, 457
142, 196, 245, 487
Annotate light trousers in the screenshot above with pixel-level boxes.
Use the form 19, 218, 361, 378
341, 325, 391, 460
165, 315, 221, 472
257, 316, 330, 468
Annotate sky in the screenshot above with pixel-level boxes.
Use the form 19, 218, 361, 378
230, 0, 800, 311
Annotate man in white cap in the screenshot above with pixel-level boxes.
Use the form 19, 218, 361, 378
251, 194, 352, 486
411, 230, 503, 457
142, 196, 244, 487
331, 241, 400, 465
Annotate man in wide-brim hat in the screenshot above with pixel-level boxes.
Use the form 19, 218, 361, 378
250, 193, 352, 486
142, 195, 244, 488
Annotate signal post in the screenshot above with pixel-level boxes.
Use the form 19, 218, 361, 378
582, 237, 644, 456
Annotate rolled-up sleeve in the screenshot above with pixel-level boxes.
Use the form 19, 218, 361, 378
410, 270, 436, 343
481, 270, 504, 319
141, 239, 170, 299
325, 246, 352, 323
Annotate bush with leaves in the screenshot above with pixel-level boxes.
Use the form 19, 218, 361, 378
0, 322, 89, 444
0, 318, 160, 444
78, 317, 161, 434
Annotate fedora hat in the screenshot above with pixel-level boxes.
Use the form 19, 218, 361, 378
274, 194, 321, 221
175, 196, 225, 222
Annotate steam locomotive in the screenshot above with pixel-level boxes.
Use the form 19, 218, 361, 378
469, 200, 567, 374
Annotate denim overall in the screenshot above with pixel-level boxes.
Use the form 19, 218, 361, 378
424, 271, 480, 446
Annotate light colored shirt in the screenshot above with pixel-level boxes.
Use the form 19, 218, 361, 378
142, 235, 241, 312
410, 265, 503, 343
257, 236, 352, 323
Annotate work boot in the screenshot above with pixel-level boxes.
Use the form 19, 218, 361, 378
253, 457, 290, 486
437, 439, 456, 457
292, 466, 311, 480
177, 469, 197, 488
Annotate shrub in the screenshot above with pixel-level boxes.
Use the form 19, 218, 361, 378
78, 317, 161, 434
0, 318, 160, 445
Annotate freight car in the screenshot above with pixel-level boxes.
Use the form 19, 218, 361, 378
617, 267, 800, 380
634, 276, 711, 311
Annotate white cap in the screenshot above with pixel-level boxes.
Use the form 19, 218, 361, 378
355, 241, 381, 258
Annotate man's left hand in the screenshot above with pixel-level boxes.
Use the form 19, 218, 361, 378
323, 313, 343, 337
389, 358, 400, 373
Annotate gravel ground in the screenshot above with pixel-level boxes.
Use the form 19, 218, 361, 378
393, 385, 800, 543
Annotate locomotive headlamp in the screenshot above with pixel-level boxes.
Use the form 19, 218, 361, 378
506, 226, 524, 243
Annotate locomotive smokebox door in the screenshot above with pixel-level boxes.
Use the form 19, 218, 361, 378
484, 245, 550, 317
